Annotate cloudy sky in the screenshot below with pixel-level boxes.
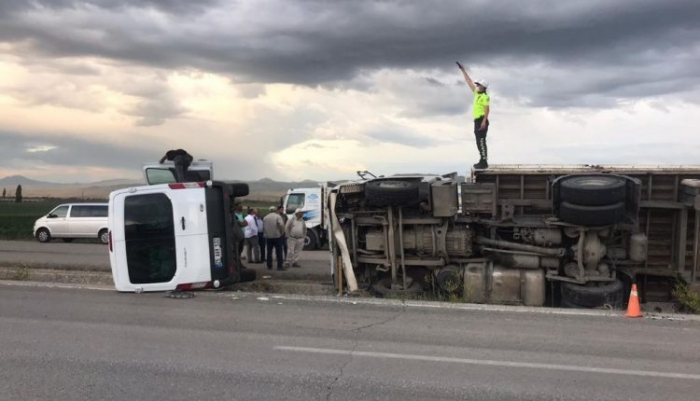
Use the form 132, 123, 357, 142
1, 0, 699, 183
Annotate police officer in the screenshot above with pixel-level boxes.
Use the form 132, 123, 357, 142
457, 62, 490, 169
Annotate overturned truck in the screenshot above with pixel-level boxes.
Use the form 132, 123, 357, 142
328, 165, 700, 308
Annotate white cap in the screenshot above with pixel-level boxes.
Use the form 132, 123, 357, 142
475, 79, 489, 88
294, 208, 304, 214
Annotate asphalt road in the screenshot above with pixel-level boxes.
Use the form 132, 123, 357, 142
2, 283, 700, 400
0, 240, 331, 273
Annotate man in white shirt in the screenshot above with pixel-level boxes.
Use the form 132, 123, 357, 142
244, 208, 261, 263
285, 208, 307, 268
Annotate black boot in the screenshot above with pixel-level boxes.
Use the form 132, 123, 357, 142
474, 160, 488, 169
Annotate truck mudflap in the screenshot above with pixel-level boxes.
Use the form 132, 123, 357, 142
329, 191, 358, 292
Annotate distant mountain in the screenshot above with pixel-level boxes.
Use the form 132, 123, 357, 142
0, 175, 57, 187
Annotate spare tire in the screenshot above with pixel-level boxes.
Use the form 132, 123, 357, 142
371, 277, 423, 297
560, 280, 624, 309
365, 180, 420, 207
560, 175, 626, 206
559, 201, 626, 226
230, 183, 249, 197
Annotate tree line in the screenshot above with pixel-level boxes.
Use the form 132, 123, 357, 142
1, 185, 23, 202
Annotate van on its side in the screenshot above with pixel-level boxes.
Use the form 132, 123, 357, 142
107, 181, 249, 292
33, 203, 109, 244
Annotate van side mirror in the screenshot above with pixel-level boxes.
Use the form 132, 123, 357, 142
48, 214, 57, 218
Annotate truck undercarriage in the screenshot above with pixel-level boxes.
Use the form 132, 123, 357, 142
328, 165, 700, 309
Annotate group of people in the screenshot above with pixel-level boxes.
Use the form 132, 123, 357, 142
232, 203, 307, 271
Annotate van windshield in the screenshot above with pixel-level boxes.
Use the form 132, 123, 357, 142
124, 193, 176, 284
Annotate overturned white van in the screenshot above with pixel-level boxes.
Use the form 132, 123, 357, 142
108, 180, 250, 292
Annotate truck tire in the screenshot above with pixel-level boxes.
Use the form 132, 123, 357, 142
365, 180, 420, 207
559, 201, 626, 226
371, 277, 423, 297
560, 280, 624, 309
304, 229, 319, 250
239, 268, 257, 283
560, 175, 626, 206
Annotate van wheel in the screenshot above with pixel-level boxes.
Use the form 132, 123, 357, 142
365, 180, 420, 207
36, 228, 51, 243
98, 229, 109, 245
304, 229, 319, 250
62, 238, 74, 243
560, 175, 626, 206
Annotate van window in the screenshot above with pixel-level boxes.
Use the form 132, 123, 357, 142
71, 205, 108, 218
145, 168, 211, 185
286, 193, 305, 215
124, 193, 176, 284
49, 205, 69, 218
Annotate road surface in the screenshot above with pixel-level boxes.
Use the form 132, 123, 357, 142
1, 283, 700, 400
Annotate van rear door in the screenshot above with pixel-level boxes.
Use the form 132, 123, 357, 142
142, 160, 214, 185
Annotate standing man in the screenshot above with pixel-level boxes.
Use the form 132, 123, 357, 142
263, 206, 286, 271
159, 149, 194, 182
256, 211, 265, 263
457, 62, 490, 169
278, 205, 289, 259
285, 208, 307, 268
244, 208, 261, 263
233, 202, 247, 259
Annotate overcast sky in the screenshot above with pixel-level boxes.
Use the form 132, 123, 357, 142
1, 0, 699, 183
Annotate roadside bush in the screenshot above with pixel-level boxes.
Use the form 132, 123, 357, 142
673, 281, 700, 314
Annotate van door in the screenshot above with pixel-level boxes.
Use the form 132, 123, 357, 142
143, 160, 214, 185
45, 205, 70, 237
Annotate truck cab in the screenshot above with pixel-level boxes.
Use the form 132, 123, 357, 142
282, 187, 325, 250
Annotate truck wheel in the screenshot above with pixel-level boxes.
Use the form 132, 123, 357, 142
560, 175, 626, 206
230, 183, 249, 197
371, 277, 423, 298
304, 229, 319, 250
559, 201, 626, 226
365, 180, 420, 207
560, 280, 624, 309
98, 229, 109, 245
36, 228, 51, 243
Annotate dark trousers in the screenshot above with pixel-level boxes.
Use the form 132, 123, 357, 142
173, 155, 191, 183
258, 233, 266, 261
282, 234, 288, 258
474, 117, 489, 162
266, 238, 284, 270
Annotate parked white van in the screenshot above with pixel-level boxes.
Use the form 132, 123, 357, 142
107, 180, 250, 292
33, 203, 109, 244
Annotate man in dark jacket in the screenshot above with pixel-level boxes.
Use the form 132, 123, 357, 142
159, 149, 194, 183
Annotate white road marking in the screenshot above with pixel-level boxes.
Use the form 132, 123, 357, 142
275, 346, 700, 380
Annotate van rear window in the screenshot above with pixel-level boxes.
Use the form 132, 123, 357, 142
71, 205, 108, 218
124, 193, 176, 284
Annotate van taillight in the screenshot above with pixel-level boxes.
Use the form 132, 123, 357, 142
168, 182, 206, 189
108, 231, 113, 252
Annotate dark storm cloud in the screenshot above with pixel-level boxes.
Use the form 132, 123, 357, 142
1, 0, 699, 107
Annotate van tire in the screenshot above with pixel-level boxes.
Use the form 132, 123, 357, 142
560, 175, 626, 206
304, 229, 319, 250
365, 180, 420, 207
36, 228, 51, 243
239, 268, 257, 283
230, 183, 249, 197
560, 280, 624, 309
98, 229, 109, 245
559, 201, 626, 226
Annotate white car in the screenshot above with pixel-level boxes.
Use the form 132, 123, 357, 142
33, 203, 109, 244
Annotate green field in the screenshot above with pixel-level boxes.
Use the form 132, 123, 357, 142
0, 198, 101, 240
0, 198, 279, 241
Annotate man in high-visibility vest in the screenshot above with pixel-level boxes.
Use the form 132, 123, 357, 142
457, 62, 490, 169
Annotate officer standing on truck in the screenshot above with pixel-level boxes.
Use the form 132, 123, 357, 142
285, 208, 307, 268
159, 149, 194, 182
457, 62, 490, 169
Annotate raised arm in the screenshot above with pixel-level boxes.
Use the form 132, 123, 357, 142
457, 62, 476, 92
159, 153, 167, 164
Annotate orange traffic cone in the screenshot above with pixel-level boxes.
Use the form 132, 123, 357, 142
625, 284, 642, 318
